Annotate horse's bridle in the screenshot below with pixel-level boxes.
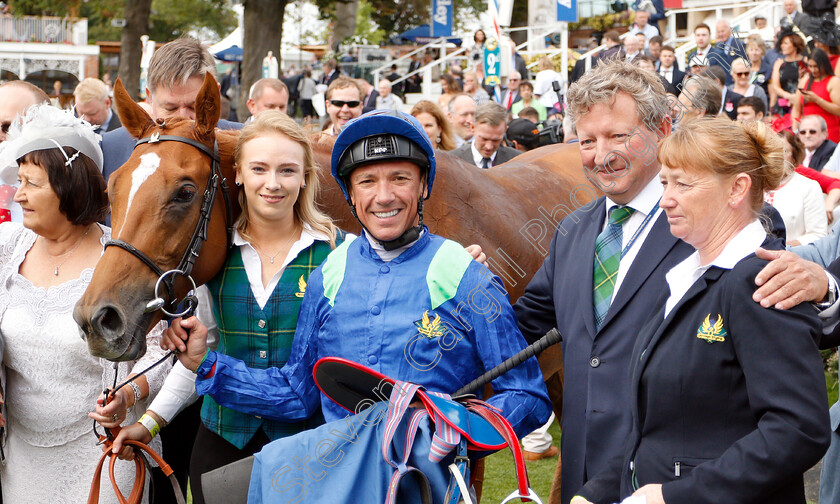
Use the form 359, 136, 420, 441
103, 131, 233, 318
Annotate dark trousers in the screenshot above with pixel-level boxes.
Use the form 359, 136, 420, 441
152, 400, 202, 504
189, 422, 270, 504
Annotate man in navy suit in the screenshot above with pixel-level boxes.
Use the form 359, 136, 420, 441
101, 37, 242, 185
657, 45, 685, 93
713, 19, 748, 85
687, 23, 728, 75
513, 58, 695, 504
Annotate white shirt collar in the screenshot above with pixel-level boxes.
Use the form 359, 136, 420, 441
604, 174, 663, 220
232, 222, 328, 249
232, 223, 331, 309
664, 219, 767, 317
471, 140, 496, 167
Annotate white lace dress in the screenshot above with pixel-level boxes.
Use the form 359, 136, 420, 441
0, 222, 170, 504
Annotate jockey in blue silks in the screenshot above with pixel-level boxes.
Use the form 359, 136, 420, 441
168, 109, 551, 464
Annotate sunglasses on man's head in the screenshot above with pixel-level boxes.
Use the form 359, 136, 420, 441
329, 100, 361, 108
799, 129, 819, 135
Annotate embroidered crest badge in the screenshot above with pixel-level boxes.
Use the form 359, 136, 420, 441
414, 310, 446, 339
696, 314, 727, 343
295, 275, 306, 298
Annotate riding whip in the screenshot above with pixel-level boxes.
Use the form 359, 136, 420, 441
454, 328, 561, 396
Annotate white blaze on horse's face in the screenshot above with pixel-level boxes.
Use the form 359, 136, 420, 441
120, 152, 161, 238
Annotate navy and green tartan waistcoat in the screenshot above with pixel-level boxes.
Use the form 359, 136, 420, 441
201, 237, 336, 448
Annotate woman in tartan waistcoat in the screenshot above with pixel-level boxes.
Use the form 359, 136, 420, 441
111, 111, 341, 504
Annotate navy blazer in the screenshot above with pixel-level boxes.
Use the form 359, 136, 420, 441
580, 237, 830, 504
811, 139, 837, 172
514, 197, 695, 504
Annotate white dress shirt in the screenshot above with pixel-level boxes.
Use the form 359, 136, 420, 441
470, 141, 496, 168
664, 219, 766, 317
604, 176, 664, 297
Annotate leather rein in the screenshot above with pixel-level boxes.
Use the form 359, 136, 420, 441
89, 130, 233, 504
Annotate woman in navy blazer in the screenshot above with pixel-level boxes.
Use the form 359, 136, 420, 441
574, 117, 831, 504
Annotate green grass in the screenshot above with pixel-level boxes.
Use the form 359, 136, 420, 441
482, 420, 562, 502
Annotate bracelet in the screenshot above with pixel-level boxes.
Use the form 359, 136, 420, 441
139, 413, 161, 439
127, 380, 142, 408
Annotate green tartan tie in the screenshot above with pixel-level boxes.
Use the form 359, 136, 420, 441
593, 206, 634, 330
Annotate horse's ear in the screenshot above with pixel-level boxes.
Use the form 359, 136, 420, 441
194, 72, 221, 140
113, 78, 154, 140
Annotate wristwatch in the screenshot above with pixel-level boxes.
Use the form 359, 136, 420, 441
817, 272, 839, 309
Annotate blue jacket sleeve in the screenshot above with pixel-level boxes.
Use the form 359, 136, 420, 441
459, 262, 552, 439
791, 219, 840, 267
193, 271, 325, 422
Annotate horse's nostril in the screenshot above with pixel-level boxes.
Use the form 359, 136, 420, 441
94, 305, 125, 337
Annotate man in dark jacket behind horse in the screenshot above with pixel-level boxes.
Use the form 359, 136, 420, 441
101, 37, 242, 186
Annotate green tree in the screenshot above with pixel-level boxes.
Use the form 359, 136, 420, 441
239, 0, 286, 116
12, 0, 236, 43
11, 0, 236, 99
351, 0, 386, 45
314, 0, 485, 49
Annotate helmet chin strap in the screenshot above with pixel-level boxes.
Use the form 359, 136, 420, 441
349, 199, 425, 251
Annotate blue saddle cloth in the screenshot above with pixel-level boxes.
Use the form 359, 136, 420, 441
248, 402, 453, 503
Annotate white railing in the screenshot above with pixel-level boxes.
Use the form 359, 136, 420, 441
673, 1, 782, 66
371, 37, 453, 89
664, 1, 782, 43
0, 15, 88, 45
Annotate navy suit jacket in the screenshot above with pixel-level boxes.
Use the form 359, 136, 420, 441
579, 237, 829, 504
514, 198, 695, 504
721, 88, 744, 120
811, 139, 837, 172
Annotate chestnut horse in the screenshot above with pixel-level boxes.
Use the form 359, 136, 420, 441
74, 73, 593, 503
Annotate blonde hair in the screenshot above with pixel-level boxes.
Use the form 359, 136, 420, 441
411, 100, 456, 151
746, 34, 767, 59
73, 78, 109, 104
659, 117, 785, 213
233, 111, 338, 247
538, 56, 555, 71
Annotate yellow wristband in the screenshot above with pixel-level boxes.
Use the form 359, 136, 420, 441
138, 413, 161, 439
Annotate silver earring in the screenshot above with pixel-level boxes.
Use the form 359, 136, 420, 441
302, 183, 307, 188
235, 181, 242, 187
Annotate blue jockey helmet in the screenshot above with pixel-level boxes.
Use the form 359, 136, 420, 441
331, 110, 436, 202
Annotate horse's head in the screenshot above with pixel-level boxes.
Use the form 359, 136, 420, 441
74, 73, 239, 361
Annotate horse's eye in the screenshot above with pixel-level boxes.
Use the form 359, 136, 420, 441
174, 186, 196, 203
